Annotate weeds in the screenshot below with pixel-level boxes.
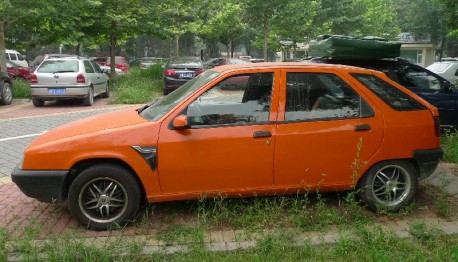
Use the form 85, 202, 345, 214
12, 78, 31, 99
110, 66, 163, 104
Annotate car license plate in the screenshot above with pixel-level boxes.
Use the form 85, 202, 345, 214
48, 88, 66, 95
179, 73, 193, 78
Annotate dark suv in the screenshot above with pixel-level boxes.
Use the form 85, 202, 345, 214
309, 58, 458, 128
0, 70, 13, 105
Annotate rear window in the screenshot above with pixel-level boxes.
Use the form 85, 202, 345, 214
37, 60, 79, 73
352, 73, 425, 111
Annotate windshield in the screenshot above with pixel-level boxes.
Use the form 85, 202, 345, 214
427, 62, 453, 73
140, 70, 220, 121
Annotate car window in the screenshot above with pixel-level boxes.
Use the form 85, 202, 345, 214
186, 72, 274, 126
352, 73, 426, 111
17, 54, 25, 61
37, 60, 79, 73
394, 64, 441, 90
84, 60, 95, 73
90, 60, 102, 73
9, 53, 17, 60
285, 73, 361, 121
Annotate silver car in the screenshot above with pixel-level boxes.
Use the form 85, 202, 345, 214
30, 57, 110, 107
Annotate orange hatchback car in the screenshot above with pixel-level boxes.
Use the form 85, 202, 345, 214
12, 63, 443, 230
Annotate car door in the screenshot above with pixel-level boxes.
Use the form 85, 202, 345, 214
273, 69, 384, 189
393, 63, 458, 127
90, 60, 108, 93
157, 70, 279, 195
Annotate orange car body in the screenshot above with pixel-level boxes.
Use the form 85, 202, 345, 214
13, 63, 442, 205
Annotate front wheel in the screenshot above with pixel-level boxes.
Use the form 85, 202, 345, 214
357, 160, 418, 212
68, 164, 142, 230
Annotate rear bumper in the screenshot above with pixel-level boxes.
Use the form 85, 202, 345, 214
31, 86, 90, 99
413, 148, 444, 179
11, 164, 68, 203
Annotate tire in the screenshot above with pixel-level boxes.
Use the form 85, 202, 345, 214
0, 82, 13, 105
68, 164, 142, 230
163, 88, 170, 95
83, 87, 94, 106
32, 97, 45, 107
357, 160, 418, 212
101, 82, 110, 98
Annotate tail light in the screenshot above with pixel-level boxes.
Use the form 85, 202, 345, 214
76, 73, 86, 83
434, 116, 440, 137
195, 69, 205, 76
165, 69, 176, 76
30, 74, 38, 84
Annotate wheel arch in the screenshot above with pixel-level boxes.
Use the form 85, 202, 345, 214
64, 158, 146, 201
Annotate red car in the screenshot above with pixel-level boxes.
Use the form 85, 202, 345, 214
106, 56, 129, 72
1, 61, 32, 80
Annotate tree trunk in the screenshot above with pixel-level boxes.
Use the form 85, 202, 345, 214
263, 15, 268, 61
0, 23, 7, 72
75, 42, 82, 56
110, 21, 117, 76
227, 39, 232, 58
175, 34, 179, 57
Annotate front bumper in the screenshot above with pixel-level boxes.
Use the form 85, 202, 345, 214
413, 148, 444, 179
11, 164, 68, 203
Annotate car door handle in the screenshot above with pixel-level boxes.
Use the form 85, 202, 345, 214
355, 124, 371, 131
253, 131, 272, 138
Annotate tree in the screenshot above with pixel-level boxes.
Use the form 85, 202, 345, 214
243, 0, 289, 60
0, 0, 48, 71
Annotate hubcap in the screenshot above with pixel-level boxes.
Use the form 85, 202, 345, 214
79, 177, 128, 223
3, 84, 12, 102
372, 165, 411, 207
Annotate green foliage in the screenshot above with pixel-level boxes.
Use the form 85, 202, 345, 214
441, 131, 458, 163
12, 79, 31, 99
110, 67, 163, 104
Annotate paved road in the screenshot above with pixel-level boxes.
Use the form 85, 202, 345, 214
0, 100, 137, 178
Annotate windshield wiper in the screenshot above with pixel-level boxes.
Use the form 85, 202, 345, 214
137, 98, 160, 113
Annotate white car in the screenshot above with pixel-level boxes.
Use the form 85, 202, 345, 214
30, 57, 110, 107
426, 61, 458, 86
99, 65, 124, 75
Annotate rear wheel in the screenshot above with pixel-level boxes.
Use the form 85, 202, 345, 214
83, 87, 94, 106
68, 164, 142, 230
32, 97, 45, 107
357, 160, 418, 212
0, 82, 12, 105
101, 82, 110, 98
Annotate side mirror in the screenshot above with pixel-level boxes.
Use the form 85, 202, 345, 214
172, 114, 190, 130
443, 81, 454, 92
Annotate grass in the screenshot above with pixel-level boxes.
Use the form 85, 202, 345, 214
110, 65, 163, 104
12, 78, 31, 99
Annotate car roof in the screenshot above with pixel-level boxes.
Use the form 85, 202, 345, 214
210, 62, 367, 72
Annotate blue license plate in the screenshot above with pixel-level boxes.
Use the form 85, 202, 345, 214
179, 73, 193, 78
48, 88, 66, 95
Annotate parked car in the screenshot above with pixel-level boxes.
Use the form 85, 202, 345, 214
30, 54, 75, 69
2, 60, 32, 80
308, 57, 458, 128
163, 56, 204, 95
426, 61, 458, 86
106, 56, 130, 73
131, 57, 167, 68
29, 57, 109, 107
239, 55, 252, 60
90, 57, 108, 66
6, 49, 28, 67
203, 58, 249, 69
0, 70, 13, 105
12, 62, 442, 230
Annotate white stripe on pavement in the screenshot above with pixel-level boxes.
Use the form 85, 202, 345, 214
0, 131, 47, 142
